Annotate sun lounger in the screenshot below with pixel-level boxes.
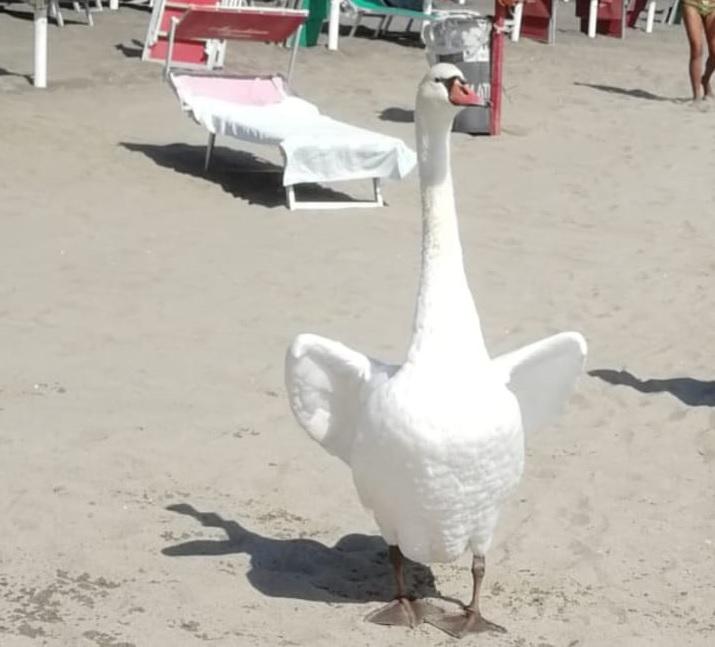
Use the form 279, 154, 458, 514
164, 6, 417, 210
328, 0, 475, 51
344, 0, 437, 38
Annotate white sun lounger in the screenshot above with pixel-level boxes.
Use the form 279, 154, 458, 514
163, 6, 417, 210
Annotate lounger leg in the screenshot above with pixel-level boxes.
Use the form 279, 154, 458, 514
164, 16, 179, 80
587, 0, 598, 37
205, 133, 216, 172
349, 13, 362, 37
375, 16, 387, 38
620, 0, 626, 37
286, 185, 297, 210
288, 25, 301, 83
84, 0, 94, 25
548, 0, 557, 43
50, 0, 65, 26
645, 0, 656, 32
382, 16, 393, 34
511, 1, 523, 42
667, 0, 678, 23
664, 0, 677, 22
373, 178, 384, 207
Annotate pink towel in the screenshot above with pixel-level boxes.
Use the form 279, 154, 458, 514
173, 75, 287, 106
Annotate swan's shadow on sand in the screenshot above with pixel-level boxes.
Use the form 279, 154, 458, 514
590, 369, 715, 407
162, 503, 443, 604
121, 142, 359, 209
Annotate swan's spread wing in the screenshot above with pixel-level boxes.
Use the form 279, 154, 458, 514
285, 334, 393, 465
493, 332, 587, 434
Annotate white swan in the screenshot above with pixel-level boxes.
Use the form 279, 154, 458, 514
285, 63, 587, 638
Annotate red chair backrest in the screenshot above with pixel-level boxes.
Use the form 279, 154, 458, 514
143, 0, 221, 67
175, 7, 307, 43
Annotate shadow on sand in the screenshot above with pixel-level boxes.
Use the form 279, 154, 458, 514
590, 369, 715, 407
161, 503, 443, 605
115, 39, 144, 59
0, 3, 85, 25
0, 66, 32, 84
347, 24, 424, 48
573, 82, 686, 103
379, 107, 414, 123
120, 142, 358, 209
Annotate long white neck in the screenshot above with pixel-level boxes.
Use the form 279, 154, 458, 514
406, 101, 488, 366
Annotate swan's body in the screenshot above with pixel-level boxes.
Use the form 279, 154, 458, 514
285, 64, 586, 635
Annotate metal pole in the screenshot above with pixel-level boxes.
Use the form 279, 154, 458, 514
588, 0, 598, 37
288, 24, 301, 83
645, 0, 655, 32
510, 1, 523, 42
328, 0, 340, 50
164, 17, 179, 81
490, 1, 505, 136
34, 0, 48, 89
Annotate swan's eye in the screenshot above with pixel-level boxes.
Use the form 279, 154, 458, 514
437, 76, 461, 91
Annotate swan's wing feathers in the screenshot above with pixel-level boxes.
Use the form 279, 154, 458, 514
285, 334, 393, 465
493, 332, 587, 434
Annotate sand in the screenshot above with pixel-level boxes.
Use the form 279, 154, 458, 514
1, 2, 714, 646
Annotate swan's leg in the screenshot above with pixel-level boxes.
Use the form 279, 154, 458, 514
426, 554, 506, 638
365, 545, 438, 628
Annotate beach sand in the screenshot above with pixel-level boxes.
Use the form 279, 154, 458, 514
1, 3, 714, 645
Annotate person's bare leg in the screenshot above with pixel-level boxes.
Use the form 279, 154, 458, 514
365, 546, 439, 628
703, 12, 715, 97
684, 6, 706, 100
426, 555, 506, 638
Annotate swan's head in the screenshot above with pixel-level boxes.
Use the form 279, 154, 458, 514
416, 63, 482, 118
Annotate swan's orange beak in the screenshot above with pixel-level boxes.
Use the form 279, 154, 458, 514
449, 79, 482, 106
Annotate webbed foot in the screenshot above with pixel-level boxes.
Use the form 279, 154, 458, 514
426, 607, 507, 638
365, 596, 441, 628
